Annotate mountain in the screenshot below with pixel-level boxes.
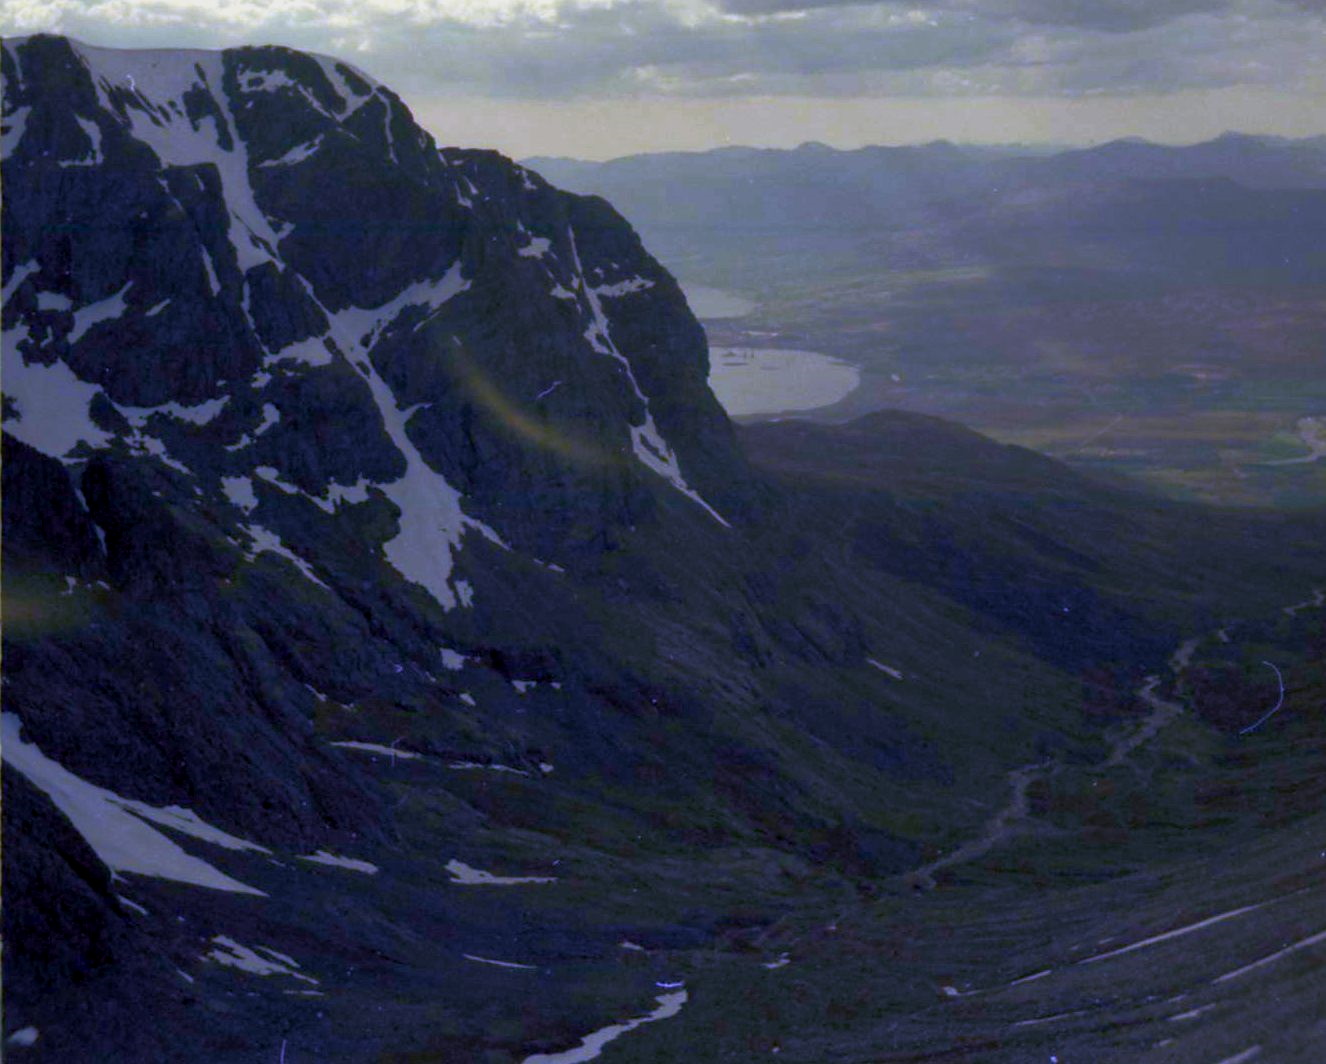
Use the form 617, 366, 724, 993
527, 137, 1326, 508
4, 35, 1326, 1062
525, 135, 1326, 281
1035, 131, 1326, 189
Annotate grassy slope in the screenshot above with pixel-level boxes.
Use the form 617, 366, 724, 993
604, 456, 1326, 1062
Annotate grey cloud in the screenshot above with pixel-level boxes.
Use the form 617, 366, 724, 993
959, 0, 1231, 31
717, 0, 1233, 33
367, 0, 1322, 102
10, 0, 1322, 107
372, 3, 1021, 99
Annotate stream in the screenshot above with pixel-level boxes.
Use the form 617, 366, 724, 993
906, 632, 1208, 890
515, 594, 1320, 1057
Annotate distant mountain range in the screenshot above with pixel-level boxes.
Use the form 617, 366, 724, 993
526, 132, 1326, 250
526, 133, 1326, 299
529, 131, 1326, 201
528, 131, 1326, 508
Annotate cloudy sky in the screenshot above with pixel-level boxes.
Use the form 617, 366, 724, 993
3, 0, 1324, 157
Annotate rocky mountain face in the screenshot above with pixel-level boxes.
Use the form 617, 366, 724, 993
4, 35, 1325, 1063
1, 33, 761, 872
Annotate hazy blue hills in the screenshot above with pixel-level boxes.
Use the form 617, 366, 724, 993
528, 134, 1326, 508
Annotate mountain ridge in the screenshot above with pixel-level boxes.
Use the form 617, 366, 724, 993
525, 130, 1326, 185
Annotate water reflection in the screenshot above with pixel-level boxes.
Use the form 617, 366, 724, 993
708, 345, 860, 417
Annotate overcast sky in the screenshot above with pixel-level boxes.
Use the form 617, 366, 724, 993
3, 0, 1324, 158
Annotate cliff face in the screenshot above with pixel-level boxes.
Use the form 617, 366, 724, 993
0, 35, 889, 1058
2, 36, 752, 566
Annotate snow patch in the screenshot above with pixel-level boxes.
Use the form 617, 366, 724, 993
463, 953, 538, 970
1, 714, 267, 895
205, 935, 317, 984
448, 761, 530, 776
1212, 1049, 1262, 1064
242, 69, 334, 117
2, 105, 31, 154
593, 277, 653, 297
445, 859, 556, 885
1213, 927, 1326, 984
311, 53, 378, 111
1011, 1009, 1089, 1028
266, 333, 333, 367
522, 991, 688, 1063
68, 282, 132, 344
254, 464, 300, 492
37, 291, 73, 311
312, 263, 503, 608
568, 229, 729, 528
6, 1027, 39, 1048
251, 464, 359, 514
221, 476, 258, 513
258, 136, 325, 169
254, 403, 280, 435
121, 396, 229, 427
67, 115, 103, 165
1, 325, 113, 459
1169, 1003, 1219, 1021
199, 247, 221, 296
1080, 902, 1264, 965
297, 850, 379, 875
242, 523, 329, 590
331, 740, 421, 760
126, 432, 192, 475
72, 42, 282, 274
867, 659, 904, 680
378, 94, 399, 163
322, 477, 373, 510
3, 260, 39, 301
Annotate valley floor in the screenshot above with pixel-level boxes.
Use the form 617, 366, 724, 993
699, 277, 1326, 509
588, 594, 1326, 1063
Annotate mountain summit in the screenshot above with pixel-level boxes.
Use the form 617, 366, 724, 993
2, 34, 746, 586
